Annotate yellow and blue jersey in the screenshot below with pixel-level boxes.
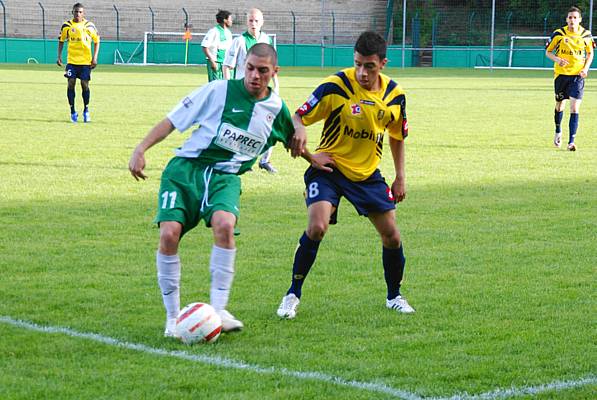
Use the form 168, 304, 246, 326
297, 67, 408, 182
546, 25, 595, 77
59, 18, 100, 65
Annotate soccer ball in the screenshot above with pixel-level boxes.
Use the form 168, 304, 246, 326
175, 302, 222, 344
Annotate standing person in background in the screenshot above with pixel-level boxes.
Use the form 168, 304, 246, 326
201, 10, 233, 82
223, 8, 279, 173
545, 6, 594, 151
57, 3, 100, 123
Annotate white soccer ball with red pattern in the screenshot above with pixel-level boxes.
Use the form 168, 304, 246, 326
175, 302, 222, 344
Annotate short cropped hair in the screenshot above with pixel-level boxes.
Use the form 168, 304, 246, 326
354, 31, 387, 59
568, 6, 581, 16
216, 10, 231, 24
72, 3, 84, 11
247, 43, 278, 66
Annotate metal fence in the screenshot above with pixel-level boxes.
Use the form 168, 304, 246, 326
0, 0, 595, 67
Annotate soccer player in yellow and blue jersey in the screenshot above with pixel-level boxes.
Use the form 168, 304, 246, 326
57, 3, 100, 123
545, 6, 594, 151
277, 31, 415, 320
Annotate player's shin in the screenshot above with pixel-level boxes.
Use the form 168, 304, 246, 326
156, 251, 181, 319
554, 110, 563, 133
288, 232, 321, 298
82, 89, 90, 109
569, 113, 579, 144
382, 245, 405, 300
67, 88, 76, 113
209, 245, 236, 311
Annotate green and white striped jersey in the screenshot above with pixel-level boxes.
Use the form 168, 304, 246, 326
167, 78, 294, 174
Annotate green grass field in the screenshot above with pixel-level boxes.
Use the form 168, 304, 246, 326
0, 64, 595, 399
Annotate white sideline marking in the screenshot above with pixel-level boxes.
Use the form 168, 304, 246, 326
1, 316, 594, 399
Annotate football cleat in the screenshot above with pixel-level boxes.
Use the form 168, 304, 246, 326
386, 295, 415, 314
567, 143, 576, 151
258, 161, 278, 174
217, 309, 244, 332
83, 109, 90, 123
164, 317, 177, 338
553, 132, 562, 148
70, 111, 78, 123
277, 293, 300, 319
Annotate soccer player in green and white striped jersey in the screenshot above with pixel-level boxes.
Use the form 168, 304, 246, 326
129, 43, 306, 337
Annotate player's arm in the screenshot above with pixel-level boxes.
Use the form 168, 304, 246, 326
545, 50, 569, 66
580, 49, 594, 78
292, 113, 334, 172
57, 40, 65, 66
91, 38, 100, 69
389, 137, 406, 203
129, 118, 175, 181
202, 46, 217, 70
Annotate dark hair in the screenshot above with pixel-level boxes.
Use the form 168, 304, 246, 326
568, 6, 581, 15
72, 3, 84, 11
216, 10, 232, 24
354, 31, 387, 59
247, 43, 278, 66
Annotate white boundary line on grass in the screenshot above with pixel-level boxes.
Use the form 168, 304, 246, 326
1, 316, 594, 399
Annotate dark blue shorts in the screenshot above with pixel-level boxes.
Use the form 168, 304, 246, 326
554, 75, 584, 101
304, 166, 396, 224
64, 64, 92, 81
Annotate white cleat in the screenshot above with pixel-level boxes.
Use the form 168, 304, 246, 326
553, 132, 562, 148
164, 318, 177, 338
567, 142, 576, 151
217, 309, 244, 332
386, 295, 415, 314
277, 293, 300, 319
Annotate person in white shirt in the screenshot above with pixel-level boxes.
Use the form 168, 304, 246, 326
201, 10, 233, 81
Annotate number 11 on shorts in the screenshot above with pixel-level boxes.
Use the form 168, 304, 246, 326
161, 191, 177, 209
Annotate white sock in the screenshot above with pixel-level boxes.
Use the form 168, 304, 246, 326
156, 251, 181, 319
209, 245, 236, 311
260, 147, 272, 164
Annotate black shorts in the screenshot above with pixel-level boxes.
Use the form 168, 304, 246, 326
64, 64, 92, 81
554, 75, 584, 101
303, 166, 396, 224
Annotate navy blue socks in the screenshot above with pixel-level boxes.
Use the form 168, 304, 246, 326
382, 245, 406, 300
288, 232, 321, 298
569, 113, 579, 144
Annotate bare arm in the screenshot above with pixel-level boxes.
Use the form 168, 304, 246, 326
292, 114, 334, 172
389, 137, 406, 203
545, 49, 569, 67
91, 39, 100, 68
128, 118, 176, 181
272, 75, 279, 94
223, 65, 232, 80
202, 46, 218, 71
581, 50, 594, 78
57, 41, 64, 66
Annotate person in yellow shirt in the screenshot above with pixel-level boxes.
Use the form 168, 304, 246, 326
545, 6, 594, 151
57, 3, 100, 123
277, 31, 415, 320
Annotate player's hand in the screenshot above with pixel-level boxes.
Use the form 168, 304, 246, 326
129, 150, 148, 181
210, 60, 217, 71
56, 58, 63, 67
91, 59, 97, 69
557, 58, 569, 67
580, 70, 588, 78
391, 178, 406, 203
290, 126, 307, 158
310, 152, 335, 173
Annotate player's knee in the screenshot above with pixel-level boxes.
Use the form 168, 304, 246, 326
307, 221, 328, 241
211, 215, 235, 247
159, 226, 181, 254
81, 81, 89, 91
381, 230, 401, 248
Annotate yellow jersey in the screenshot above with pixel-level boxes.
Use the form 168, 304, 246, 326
59, 18, 100, 65
546, 25, 595, 77
297, 67, 408, 182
